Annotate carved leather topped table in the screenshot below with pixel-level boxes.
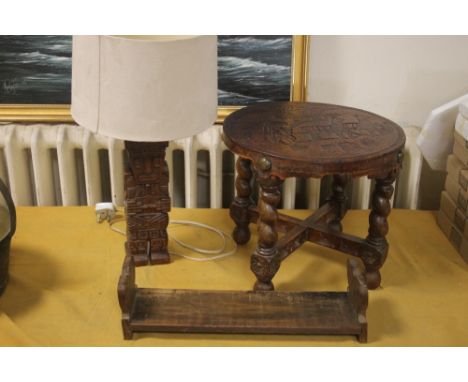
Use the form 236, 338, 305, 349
223, 101, 406, 291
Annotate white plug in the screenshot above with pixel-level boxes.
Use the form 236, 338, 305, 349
95, 202, 117, 223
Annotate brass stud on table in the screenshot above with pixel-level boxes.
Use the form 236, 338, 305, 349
257, 156, 272, 171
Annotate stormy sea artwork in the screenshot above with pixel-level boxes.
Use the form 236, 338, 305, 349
0, 35, 72, 104
218, 35, 292, 106
0, 35, 293, 106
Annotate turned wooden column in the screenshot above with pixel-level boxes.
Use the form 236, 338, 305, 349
327, 174, 349, 233
230, 157, 253, 245
251, 157, 283, 291
361, 170, 397, 289
124, 141, 171, 266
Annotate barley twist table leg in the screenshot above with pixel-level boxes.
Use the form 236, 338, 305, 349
327, 174, 349, 233
362, 171, 397, 289
251, 173, 283, 291
230, 157, 253, 245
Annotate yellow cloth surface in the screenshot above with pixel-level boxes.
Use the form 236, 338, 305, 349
0, 207, 467, 346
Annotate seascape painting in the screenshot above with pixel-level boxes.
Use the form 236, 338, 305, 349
217, 35, 292, 105
0, 35, 293, 106
0, 35, 72, 104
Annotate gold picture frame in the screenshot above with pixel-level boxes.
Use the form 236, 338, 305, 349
0, 35, 309, 124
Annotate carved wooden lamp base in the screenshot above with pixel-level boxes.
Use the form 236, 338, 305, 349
124, 141, 171, 266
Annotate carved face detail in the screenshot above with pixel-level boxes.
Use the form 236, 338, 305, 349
130, 154, 162, 183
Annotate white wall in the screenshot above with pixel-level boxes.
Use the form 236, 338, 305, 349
307, 36, 468, 209
307, 36, 468, 127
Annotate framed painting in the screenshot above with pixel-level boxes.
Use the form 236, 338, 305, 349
0, 35, 309, 123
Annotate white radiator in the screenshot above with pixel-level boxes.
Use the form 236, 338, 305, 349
0, 123, 422, 209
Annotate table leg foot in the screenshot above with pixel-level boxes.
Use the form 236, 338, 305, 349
251, 252, 280, 291
122, 323, 134, 340
254, 280, 274, 291
132, 253, 150, 266
149, 234, 170, 265
357, 328, 368, 343
127, 241, 150, 265
149, 251, 170, 265
233, 226, 251, 245
360, 244, 387, 290
364, 270, 381, 290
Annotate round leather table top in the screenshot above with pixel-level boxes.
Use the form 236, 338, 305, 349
223, 102, 406, 178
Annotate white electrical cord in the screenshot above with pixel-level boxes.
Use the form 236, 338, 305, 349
107, 214, 237, 262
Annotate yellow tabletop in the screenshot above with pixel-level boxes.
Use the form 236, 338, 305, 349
0, 207, 467, 346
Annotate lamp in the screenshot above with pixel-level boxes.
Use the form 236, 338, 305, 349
71, 35, 218, 265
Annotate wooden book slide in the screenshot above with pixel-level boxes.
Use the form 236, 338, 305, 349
118, 256, 368, 342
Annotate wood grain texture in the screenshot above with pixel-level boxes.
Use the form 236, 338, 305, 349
223, 102, 405, 178
224, 101, 404, 290
117, 249, 136, 339
118, 256, 368, 342
230, 157, 253, 245
327, 174, 350, 233
251, 170, 283, 291
347, 259, 368, 343
124, 141, 171, 266
362, 170, 398, 289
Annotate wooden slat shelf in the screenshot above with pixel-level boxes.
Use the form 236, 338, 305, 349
118, 255, 368, 342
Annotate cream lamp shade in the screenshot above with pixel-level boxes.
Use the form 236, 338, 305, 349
71, 35, 218, 142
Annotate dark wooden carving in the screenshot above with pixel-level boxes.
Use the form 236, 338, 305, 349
118, 253, 368, 342
224, 102, 405, 290
124, 141, 171, 266
116, 101, 403, 342
347, 258, 368, 343
361, 170, 397, 289
327, 174, 349, 233
223, 102, 405, 178
230, 157, 253, 245
251, 160, 283, 291
117, 246, 136, 339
